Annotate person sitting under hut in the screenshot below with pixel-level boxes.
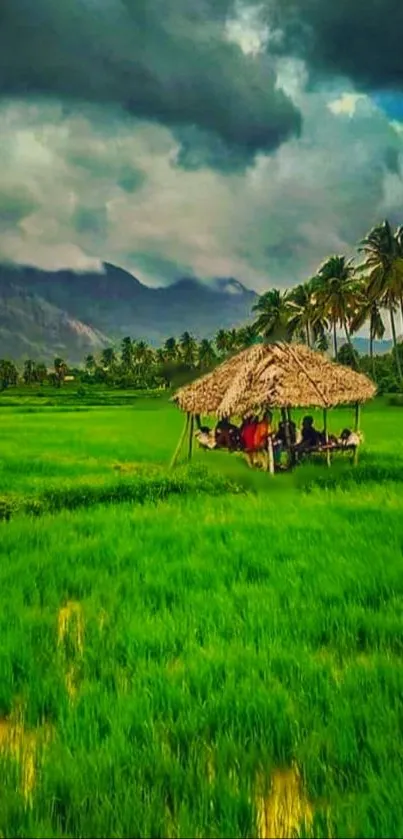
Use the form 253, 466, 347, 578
276, 417, 297, 446
253, 410, 273, 470
240, 413, 259, 467
338, 428, 362, 448
215, 417, 240, 451
294, 415, 322, 461
195, 426, 216, 450
273, 417, 298, 468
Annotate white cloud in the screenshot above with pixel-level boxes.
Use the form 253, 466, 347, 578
1, 70, 403, 292
328, 93, 367, 117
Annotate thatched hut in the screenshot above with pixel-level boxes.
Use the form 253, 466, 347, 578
174, 345, 266, 415
171, 343, 376, 471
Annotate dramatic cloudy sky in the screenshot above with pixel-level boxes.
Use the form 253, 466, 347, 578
1, 0, 403, 290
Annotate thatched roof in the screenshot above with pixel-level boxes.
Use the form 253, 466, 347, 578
173, 343, 376, 416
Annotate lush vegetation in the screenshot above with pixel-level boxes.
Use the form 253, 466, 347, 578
251, 220, 403, 392
1, 218, 403, 836
1, 220, 403, 398
0, 394, 402, 837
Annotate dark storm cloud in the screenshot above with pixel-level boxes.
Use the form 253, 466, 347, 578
127, 252, 194, 285
265, 0, 403, 91
0, 187, 37, 229
384, 146, 401, 176
73, 207, 108, 238
0, 0, 301, 168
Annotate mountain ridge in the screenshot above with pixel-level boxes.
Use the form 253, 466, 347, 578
0, 261, 257, 362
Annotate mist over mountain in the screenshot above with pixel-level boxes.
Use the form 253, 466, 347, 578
0, 262, 257, 363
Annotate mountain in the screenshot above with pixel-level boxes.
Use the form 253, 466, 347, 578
0, 262, 257, 362
351, 337, 394, 356
0, 273, 110, 363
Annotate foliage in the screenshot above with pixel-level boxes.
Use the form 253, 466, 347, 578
0, 397, 402, 836
2, 216, 403, 396
336, 343, 360, 369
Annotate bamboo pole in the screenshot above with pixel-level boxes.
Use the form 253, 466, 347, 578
267, 435, 275, 475
169, 413, 190, 469
281, 407, 292, 469
353, 402, 360, 466
354, 402, 360, 432
323, 408, 331, 467
188, 414, 194, 461
286, 407, 295, 466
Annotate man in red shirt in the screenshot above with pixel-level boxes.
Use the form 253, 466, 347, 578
240, 414, 259, 467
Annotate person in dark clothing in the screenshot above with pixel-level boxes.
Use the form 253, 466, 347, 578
301, 415, 321, 447
276, 418, 297, 445
294, 415, 322, 462
215, 417, 241, 451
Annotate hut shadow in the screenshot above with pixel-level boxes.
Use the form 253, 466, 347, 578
195, 448, 295, 496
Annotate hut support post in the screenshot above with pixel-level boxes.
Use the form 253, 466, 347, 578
282, 408, 292, 468
170, 413, 190, 470
354, 402, 360, 432
188, 414, 194, 462
267, 435, 275, 475
353, 402, 360, 466
286, 407, 295, 466
323, 408, 331, 467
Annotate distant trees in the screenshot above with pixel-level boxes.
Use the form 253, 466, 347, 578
54, 357, 68, 387
249, 218, 403, 390
23, 359, 36, 385
0, 359, 18, 390
2, 217, 403, 397
252, 289, 289, 342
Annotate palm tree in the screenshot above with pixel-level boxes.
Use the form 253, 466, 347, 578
252, 289, 290, 342
100, 347, 117, 370
54, 357, 68, 387
0, 359, 18, 389
23, 359, 36, 385
85, 354, 96, 374
314, 255, 358, 362
133, 341, 149, 363
198, 338, 217, 370
35, 363, 48, 385
180, 332, 198, 367
236, 324, 258, 349
286, 279, 328, 347
393, 224, 403, 332
359, 220, 403, 382
163, 337, 179, 362
350, 295, 385, 380
120, 337, 134, 371
215, 328, 232, 356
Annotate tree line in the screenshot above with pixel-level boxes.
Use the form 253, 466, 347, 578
0, 328, 257, 391
1, 219, 402, 394
251, 219, 403, 391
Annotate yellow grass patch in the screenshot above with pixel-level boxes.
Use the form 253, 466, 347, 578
58, 600, 85, 655
98, 608, 109, 632
112, 461, 140, 474
256, 765, 313, 839
0, 708, 52, 805
57, 601, 85, 699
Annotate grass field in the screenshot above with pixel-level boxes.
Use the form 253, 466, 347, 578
0, 391, 402, 838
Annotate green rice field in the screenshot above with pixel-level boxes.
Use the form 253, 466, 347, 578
0, 391, 402, 838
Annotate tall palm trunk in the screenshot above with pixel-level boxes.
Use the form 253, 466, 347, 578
343, 318, 358, 369
369, 329, 376, 381
390, 304, 403, 382
306, 322, 311, 348
332, 321, 338, 359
